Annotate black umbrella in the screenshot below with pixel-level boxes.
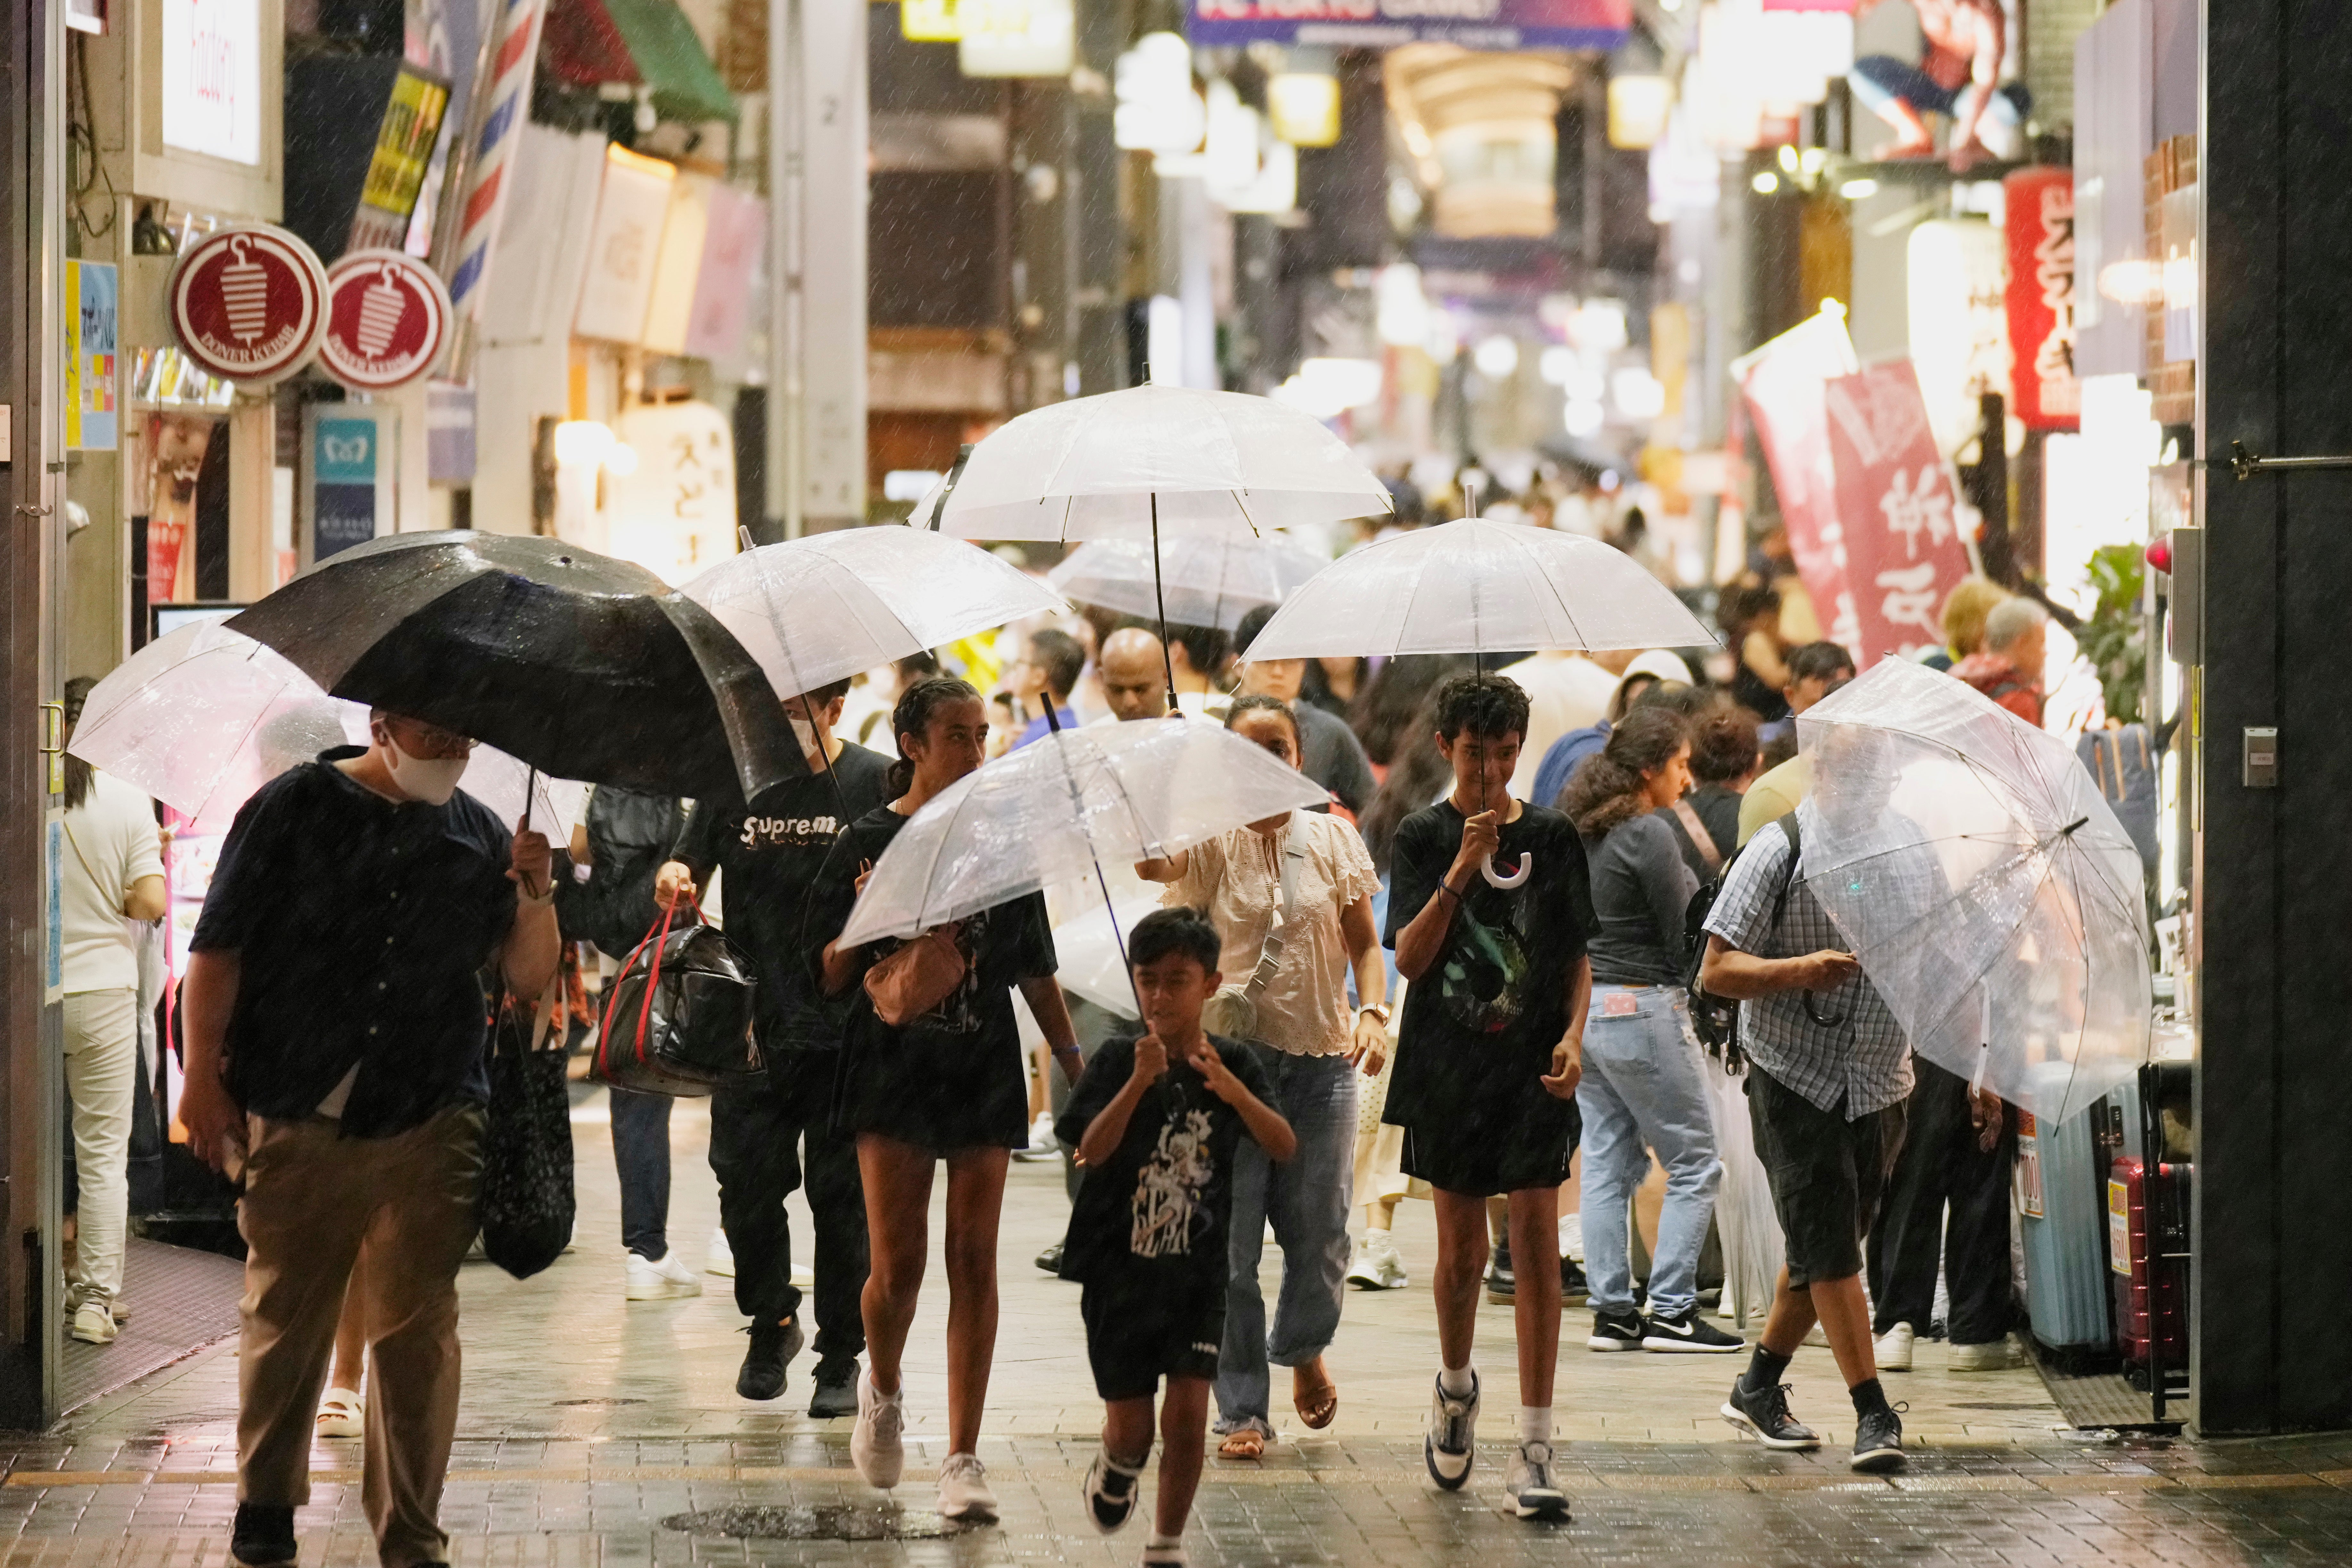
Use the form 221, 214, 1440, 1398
228, 532, 803, 800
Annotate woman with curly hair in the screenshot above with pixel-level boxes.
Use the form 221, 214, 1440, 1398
1559, 707, 1740, 1356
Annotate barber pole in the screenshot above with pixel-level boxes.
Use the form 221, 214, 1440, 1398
435, 0, 546, 371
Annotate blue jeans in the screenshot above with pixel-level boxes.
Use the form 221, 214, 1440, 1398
610, 1087, 674, 1261
1850, 55, 2029, 126
1214, 1044, 1358, 1433
1576, 985, 1722, 1320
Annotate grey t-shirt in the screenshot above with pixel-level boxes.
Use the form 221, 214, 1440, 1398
1583, 813, 1698, 987
1295, 701, 1376, 815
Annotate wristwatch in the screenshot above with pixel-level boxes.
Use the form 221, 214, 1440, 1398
1357, 1003, 1392, 1025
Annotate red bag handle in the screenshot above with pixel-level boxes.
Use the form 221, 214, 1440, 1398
598, 895, 699, 1073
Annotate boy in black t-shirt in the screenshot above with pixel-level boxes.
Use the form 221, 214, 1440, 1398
1057, 908, 1295, 1568
1384, 673, 1595, 1521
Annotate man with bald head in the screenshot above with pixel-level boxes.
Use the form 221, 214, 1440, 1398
1097, 628, 1171, 724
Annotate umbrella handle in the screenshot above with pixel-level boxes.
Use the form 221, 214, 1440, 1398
1481, 851, 1531, 890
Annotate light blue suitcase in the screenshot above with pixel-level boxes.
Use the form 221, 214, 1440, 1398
2017, 1062, 2114, 1365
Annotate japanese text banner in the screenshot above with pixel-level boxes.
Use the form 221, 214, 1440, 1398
1822, 361, 1973, 665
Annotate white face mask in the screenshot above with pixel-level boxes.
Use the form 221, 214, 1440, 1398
385, 739, 469, 806
788, 714, 817, 755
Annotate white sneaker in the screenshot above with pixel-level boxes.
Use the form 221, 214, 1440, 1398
1876, 1322, 1916, 1373
706, 1227, 736, 1278
1950, 1332, 2029, 1372
1012, 1112, 1058, 1162
1423, 1370, 1479, 1490
1346, 1231, 1407, 1291
851, 1368, 905, 1489
936, 1451, 997, 1522
1557, 1212, 1584, 1264
625, 1250, 703, 1300
1503, 1439, 1570, 1520
69, 1299, 116, 1345
1140, 1541, 1189, 1566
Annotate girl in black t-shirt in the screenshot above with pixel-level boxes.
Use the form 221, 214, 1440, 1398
810, 678, 1082, 1524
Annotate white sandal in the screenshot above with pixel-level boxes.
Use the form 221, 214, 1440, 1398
316, 1389, 365, 1438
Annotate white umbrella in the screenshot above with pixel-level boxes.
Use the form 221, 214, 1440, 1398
1047, 536, 1330, 632
680, 527, 1069, 700
1794, 657, 2151, 1125
840, 719, 1330, 948
912, 382, 1392, 542
1242, 515, 1714, 662
69, 620, 585, 840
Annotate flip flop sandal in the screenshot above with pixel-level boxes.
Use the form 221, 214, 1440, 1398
315, 1390, 365, 1439
1293, 1362, 1338, 1430
1217, 1428, 1267, 1461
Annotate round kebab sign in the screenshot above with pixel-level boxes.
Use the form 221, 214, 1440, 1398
320, 249, 453, 391
167, 225, 330, 385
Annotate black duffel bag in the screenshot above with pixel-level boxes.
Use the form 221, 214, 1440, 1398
591, 901, 758, 1096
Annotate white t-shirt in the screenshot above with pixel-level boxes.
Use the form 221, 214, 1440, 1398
60, 771, 165, 994
1499, 652, 1621, 800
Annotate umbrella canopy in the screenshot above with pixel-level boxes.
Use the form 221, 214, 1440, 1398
1048, 536, 1330, 632
839, 719, 1331, 947
69, 620, 585, 838
229, 531, 800, 801
914, 383, 1392, 541
1241, 516, 1714, 661
680, 527, 1069, 700
1794, 657, 2151, 1125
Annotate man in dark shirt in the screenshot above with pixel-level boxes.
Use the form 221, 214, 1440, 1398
179, 710, 557, 1568
1659, 700, 1760, 881
1231, 605, 1378, 815
657, 676, 890, 1416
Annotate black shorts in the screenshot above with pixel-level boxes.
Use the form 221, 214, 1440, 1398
1747, 1067, 1906, 1290
1396, 1098, 1580, 1198
1080, 1277, 1224, 1402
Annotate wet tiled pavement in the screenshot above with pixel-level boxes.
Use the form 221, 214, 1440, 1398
10, 1094, 2350, 1566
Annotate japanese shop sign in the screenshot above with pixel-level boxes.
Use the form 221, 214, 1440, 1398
1736, 307, 1863, 659
1187, 0, 1628, 49
65, 260, 118, 451
606, 402, 737, 587
306, 405, 395, 563
319, 249, 452, 392
2005, 167, 2080, 430
1822, 361, 1972, 664
167, 225, 329, 385
161, 0, 262, 164
347, 66, 452, 253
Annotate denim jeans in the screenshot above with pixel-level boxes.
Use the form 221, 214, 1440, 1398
1850, 55, 2030, 126
1576, 985, 1722, 1319
1215, 1044, 1358, 1433
609, 1087, 674, 1262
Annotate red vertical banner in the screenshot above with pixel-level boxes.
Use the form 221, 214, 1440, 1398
1735, 309, 1864, 658
1822, 361, 1974, 663
2004, 167, 2080, 430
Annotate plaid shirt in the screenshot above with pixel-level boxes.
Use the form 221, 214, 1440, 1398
1703, 818, 1912, 1115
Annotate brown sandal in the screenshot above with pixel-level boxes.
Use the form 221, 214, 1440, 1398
1292, 1358, 1338, 1430
1217, 1428, 1267, 1460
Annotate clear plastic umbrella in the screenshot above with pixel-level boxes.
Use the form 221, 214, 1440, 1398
911, 382, 1392, 541
839, 719, 1331, 949
69, 620, 585, 839
680, 527, 1069, 700
1047, 536, 1330, 632
1241, 516, 1714, 661
1794, 657, 2151, 1125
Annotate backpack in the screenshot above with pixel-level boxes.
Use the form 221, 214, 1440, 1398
1681, 811, 1804, 1067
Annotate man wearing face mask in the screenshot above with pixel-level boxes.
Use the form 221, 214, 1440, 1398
178, 709, 557, 1568
655, 677, 891, 1416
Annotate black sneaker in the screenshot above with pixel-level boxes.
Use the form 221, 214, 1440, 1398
1642, 1308, 1746, 1353
736, 1315, 805, 1401
807, 1354, 858, 1418
1484, 1242, 1515, 1304
1850, 1405, 1907, 1473
231, 1503, 297, 1568
1035, 1241, 1064, 1274
1720, 1379, 1820, 1450
1585, 1307, 1644, 1352
1081, 1446, 1143, 1533
1559, 1255, 1589, 1305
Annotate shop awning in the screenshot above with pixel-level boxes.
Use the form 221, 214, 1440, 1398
544, 0, 737, 123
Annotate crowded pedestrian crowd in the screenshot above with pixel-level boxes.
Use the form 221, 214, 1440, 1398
60, 475, 2114, 1568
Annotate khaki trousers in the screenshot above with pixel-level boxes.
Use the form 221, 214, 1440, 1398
236, 1104, 484, 1568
